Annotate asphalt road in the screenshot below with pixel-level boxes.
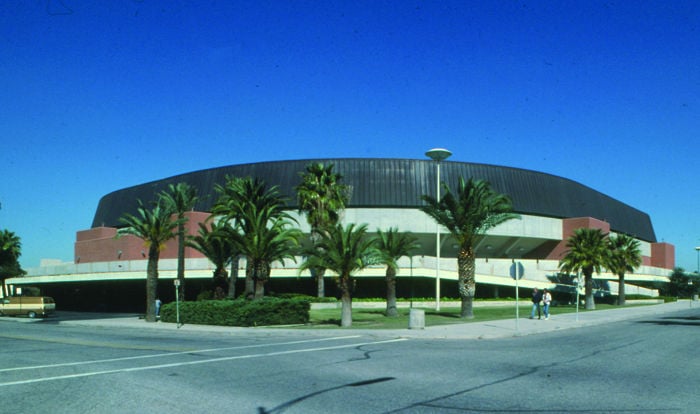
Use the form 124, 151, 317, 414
1, 307, 698, 413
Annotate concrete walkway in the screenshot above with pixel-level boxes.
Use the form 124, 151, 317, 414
36, 300, 698, 340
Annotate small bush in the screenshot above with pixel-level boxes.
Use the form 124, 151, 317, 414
274, 293, 338, 303
160, 297, 310, 327
624, 294, 654, 300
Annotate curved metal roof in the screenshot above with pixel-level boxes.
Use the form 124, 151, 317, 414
91, 158, 656, 242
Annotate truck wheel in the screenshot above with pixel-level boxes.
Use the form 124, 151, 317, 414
28, 311, 37, 319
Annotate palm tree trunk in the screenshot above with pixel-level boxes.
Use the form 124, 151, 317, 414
315, 268, 326, 298
213, 267, 228, 299
340, 275, 352, 327
177, 225, 186, 301
253, 262, 270, 300
310, 232, 326, 298
584, 269, 596, 310
385, 267, 398, 317
618, 273, 626, 306
227, 256, 239, 299
244, 257, 254, 300
457, 247, 476, 319
254, 280, 265, 300
145, 246, 159, 322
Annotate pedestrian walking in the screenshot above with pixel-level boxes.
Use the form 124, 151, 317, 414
542, 288, 552, 320
530, 288, 542, 319
155, 297, 162, 318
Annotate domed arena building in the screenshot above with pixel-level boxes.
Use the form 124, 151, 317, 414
15, 158, 674, 312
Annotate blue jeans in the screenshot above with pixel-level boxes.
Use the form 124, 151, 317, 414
543, 303, 550, 318
530, 303, 541, 319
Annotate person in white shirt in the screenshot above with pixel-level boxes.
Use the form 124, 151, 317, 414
542, 289, 552, 320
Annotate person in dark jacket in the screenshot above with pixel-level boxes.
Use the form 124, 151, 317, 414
530, 288, 542, 319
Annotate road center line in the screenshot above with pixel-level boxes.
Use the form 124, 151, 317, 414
0, 335, 363, 373
0, 338, 406, 387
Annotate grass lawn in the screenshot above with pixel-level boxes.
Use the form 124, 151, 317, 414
296, 303, 642, 330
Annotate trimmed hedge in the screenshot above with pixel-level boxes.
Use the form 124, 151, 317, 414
160, 297, 310, 327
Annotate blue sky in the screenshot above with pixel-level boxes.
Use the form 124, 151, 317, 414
1, 1, 699, 271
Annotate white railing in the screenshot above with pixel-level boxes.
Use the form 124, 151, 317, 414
19, 257, 669, 297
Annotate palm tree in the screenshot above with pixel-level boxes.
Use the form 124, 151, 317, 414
214, 176, 272, 298
296, 162, 350, 298
606, 234, 642, 306
0, 229, 24, 295
374, 227, 419, 317
118, 200, 182, 321
213, 176, 298, 299
159, 182, 199, 301
230, 204, 301, 299
186, 219, 240, 299
420, 177, 519, 318
559, 228, 609, 310
301, 223, 380, 327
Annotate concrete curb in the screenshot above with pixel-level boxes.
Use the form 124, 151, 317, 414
12, 300, 690, 341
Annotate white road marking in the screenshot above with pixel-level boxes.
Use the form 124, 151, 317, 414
0, 338, 406, 387
0, 335, 363, 373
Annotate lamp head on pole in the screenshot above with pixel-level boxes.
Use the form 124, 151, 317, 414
426, 148, 452, 162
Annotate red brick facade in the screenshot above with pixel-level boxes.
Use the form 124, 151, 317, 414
545, 217, 674, 270
74, 212, 675, 270
74, 211, 210, 263
546, 217, 611, 262
650, 242, 675, 269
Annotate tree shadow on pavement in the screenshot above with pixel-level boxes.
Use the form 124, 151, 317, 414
637, 316, 700, 327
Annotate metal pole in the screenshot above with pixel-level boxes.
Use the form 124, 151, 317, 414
435, 159, 441, 311
410, 255, 414, 309
174, 279, 181, 328
693, 247, 700, 307
576, 271, 580, 322
514, 259, 520, 332
425, 148, 451, 311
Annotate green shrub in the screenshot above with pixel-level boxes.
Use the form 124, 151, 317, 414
624, 294, 654, 300
196, 290, 214, 301
274, 293, 338, 303
160, 297, 310, 327
312, 296, 339, 303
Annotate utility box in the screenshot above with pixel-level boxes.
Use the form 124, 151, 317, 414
408, 308, 425, 329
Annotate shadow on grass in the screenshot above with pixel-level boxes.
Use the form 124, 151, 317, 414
306, 306, 514, 329
302, 303, 658, 329
432, 311, 463, 319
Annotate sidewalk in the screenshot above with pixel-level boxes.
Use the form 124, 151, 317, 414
399, 300, 695, 339
47, 300, 697, 340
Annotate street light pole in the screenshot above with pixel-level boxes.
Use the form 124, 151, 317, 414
426, 148, 452, 311
410, 255, 414, 309
693, 247, 700, 307
512, 258, 520, 332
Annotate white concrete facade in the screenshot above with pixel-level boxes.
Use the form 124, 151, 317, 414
12, 208, 669, 298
